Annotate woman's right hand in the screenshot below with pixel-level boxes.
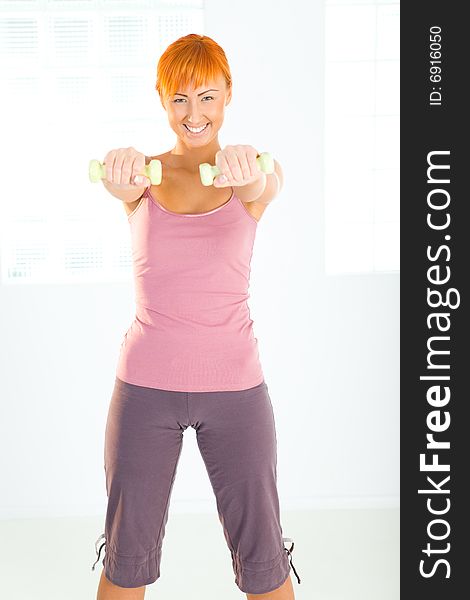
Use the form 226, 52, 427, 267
102, 147, 151, 192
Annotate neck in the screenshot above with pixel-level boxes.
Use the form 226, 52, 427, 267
170, 136, 221, 171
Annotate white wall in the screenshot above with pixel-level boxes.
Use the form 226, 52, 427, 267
0, 0, 399, 519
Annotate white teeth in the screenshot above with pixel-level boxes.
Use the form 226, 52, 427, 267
185, 123, 208, 133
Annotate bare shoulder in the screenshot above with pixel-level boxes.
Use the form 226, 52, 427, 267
122, 191, 146, 217
238, 166, 283, 223
241, 200, 269, 222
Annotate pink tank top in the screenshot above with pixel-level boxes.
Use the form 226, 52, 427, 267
115, 186, 265, 392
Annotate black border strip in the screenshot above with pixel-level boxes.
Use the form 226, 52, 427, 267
401, 2, 469, 597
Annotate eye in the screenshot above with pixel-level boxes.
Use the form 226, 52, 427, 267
172, 95, 214, 103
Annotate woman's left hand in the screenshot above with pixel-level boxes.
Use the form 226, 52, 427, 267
212, 145, 263, 187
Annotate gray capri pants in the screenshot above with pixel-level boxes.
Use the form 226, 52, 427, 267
91, 376, 301, 594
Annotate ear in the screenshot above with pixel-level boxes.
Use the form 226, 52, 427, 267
226, 86, 232, 105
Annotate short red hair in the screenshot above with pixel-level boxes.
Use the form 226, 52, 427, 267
156, 34, 232, 103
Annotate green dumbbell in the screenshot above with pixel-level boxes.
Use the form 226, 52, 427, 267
88, 158, 163, 185
199, 152, 275, 187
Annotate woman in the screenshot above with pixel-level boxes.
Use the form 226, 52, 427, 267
92, 33, 300, 600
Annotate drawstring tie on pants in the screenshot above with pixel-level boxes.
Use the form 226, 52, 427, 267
90, 532, 301, 584
91, 533, 106, 571
282, 537, 301, 584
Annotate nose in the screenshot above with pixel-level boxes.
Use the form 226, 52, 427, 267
186, 101, 205, 123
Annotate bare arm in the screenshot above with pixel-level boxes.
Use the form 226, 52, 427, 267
102, 178, 148, 203
101, 154, 151, 213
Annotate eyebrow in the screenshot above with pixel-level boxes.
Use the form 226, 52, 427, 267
173, 88, 219, 97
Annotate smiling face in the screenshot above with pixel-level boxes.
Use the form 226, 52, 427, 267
162, 73, 232, 151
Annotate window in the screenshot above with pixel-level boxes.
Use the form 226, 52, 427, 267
324, 0, 400, 274
0, 0, 204, 284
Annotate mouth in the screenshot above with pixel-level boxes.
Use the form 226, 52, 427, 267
183, 123, 210, 136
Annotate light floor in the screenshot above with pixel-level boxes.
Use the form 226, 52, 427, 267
0, 507, 399, 600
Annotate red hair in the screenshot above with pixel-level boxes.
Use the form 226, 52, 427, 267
156, 34, 232, 103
